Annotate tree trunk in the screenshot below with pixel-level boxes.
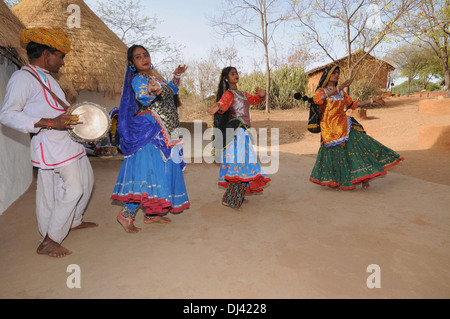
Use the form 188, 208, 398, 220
444, 69, 450, 98
265, 47, 271, 113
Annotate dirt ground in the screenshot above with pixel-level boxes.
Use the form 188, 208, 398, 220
0, 97, 449, 299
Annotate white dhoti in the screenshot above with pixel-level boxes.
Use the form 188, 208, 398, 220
36, 155, 94, 243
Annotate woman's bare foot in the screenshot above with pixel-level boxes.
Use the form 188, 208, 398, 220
117, 216, 141, 233
71, 221, 98, 230
362, 182, 370, 190
37, 235, 72, 258
144, 216, 172, 224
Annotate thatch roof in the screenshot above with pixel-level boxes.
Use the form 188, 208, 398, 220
306, 50, 395, 76
12, 0, 128, 96
0, 1, 28, 66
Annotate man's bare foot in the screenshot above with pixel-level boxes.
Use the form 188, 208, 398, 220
71, 221, 98, 230
37, 236, 72, 258
117, 216, 141, 233
144, 216, 171, 224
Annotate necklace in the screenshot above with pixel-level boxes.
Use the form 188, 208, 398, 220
230, 89, 245, 99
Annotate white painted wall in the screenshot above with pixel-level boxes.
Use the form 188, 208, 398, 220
0, 59, 32, 215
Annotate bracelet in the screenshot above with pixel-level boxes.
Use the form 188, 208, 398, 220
173, 73, 181, 79
47, 118, 52, 129
370, 98, 374, 104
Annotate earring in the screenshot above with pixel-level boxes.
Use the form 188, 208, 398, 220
151, 64, 154, 70
129, 65, 136, 72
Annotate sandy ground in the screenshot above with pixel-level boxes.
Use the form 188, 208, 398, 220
0, 97, 449, 299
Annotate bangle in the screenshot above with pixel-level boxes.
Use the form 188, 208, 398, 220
47, 118, 52, 129
370, 98, 374, 104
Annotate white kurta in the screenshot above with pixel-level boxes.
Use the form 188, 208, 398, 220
0, 64, 85, 169
0, 64, 93, 244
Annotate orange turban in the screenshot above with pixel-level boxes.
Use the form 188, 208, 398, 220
20, 27, 71, 54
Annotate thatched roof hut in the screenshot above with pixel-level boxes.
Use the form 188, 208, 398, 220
12, 0, 128, 105
306, 51, 395, 94
0, 1, 27, 67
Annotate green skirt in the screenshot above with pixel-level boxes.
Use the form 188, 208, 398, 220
310, 128, 404, 190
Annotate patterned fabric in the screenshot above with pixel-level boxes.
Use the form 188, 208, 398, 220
133, 73, 181, 139
218, 128, 271, 194
111, 114, 190, 215
217, 90, 264, 113
314, 87, 358, 146
20, 27, 71, 53
215, 89, 270, 196
222, 182, 248, 209
310, 125, 404, 190
119, 203, 140, 221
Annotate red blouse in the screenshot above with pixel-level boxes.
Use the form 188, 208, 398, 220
217, 90, 265, 113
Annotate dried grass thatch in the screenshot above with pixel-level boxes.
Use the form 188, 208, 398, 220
0, 1, 28, 66
12, 0, 128, 96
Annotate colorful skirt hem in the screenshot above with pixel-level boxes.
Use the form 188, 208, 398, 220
218, 127, 270, 194
310, 128, 404, 190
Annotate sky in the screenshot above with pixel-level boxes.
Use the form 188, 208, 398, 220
139, 0, 296, 72
145, 0, 224, 60
86, 0, 305, 73
84, 0, 401, 78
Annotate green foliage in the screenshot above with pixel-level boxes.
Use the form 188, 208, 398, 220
392, 80, 442, 96
238, 66, 308, 110
350, 80, 382, 103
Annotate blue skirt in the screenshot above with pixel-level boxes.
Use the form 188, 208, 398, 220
218, 128, 270, 193
111, 114, 189, 214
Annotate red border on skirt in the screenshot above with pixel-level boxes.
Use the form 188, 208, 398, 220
218, 174, 271, 194
310, 157, 404, 190
111, 193, 190, 214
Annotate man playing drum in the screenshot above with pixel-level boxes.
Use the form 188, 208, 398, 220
0, 27, 97, 257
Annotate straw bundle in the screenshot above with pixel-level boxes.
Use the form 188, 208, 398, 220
0, 1, 28, 66
12, 0, 129, 96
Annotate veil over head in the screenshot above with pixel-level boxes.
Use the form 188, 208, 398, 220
316, 65, 339, 91
117, 66, 171, 158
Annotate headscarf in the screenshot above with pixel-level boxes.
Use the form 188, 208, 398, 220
316, 65, 339, 91
20, 27, 71, 54
117, 67, 171, 158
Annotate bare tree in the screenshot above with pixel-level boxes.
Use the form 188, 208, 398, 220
291, 0, 418, 93
183, 52, 222, 100
211, 0, 294, 113
88, 0, 182, 67
210, 47, 244, 71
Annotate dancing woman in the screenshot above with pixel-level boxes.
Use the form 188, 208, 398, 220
309, 65, 404, 190
207, 66, 271, 209
111, 45, 189, 233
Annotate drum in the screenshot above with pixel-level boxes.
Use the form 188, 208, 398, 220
68, 102, 111, 143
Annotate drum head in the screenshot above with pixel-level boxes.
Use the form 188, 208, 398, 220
69, 102, 111, 143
